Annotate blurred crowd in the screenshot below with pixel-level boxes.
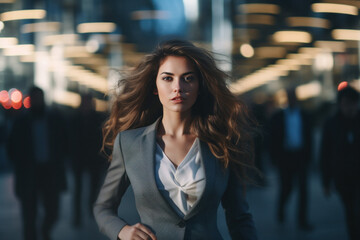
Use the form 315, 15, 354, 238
0, 84, 359, 240
1, 87, 108, 240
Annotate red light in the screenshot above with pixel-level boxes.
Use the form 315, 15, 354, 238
10, 89, 22, 103
338, 81, 348, 91
0, 90, 9, 103
12, 101, 22, 110
2, 101, 11, 109
23, 96, 31, 108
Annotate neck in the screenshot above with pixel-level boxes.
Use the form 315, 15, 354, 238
160, 111, 192, 137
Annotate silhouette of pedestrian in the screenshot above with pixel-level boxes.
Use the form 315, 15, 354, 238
7, 86, 68, 240
320, 86, 360, 240
269, 88, 314, 230
70, 93, 107, 227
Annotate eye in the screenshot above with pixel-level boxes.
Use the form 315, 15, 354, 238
183, 75, 195, 82
162, 76, 172, 81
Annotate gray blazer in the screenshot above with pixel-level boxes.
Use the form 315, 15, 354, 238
94, 119, 257, 240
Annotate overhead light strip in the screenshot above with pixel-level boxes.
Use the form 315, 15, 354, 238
286, 17, 331, 29
3, 44, 35, 56
238, 3, 280, 14
0, 37, 18, 48
312, 3, 358, 15
77, 22, 116, 33
273, 31, 312, 43
21, 22, 60, 33
332, 29, 360, 41
0, 9, 46, 21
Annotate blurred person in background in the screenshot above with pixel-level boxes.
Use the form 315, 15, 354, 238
93, 40, 258, 240
320, 86, 360, 240
70, 93, 107, 228
6, 86, 68, 240
269, 88, 314, 231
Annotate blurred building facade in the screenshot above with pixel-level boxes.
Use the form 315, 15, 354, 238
0, 0, 359, 113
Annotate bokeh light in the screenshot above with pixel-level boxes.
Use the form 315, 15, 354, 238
338, 81, 348, 91
240, 43, 254, 58
23, 96, 31, 108
10, 89, 22, 103
0, 90, 9, 103
2, 100, 11, 109
11, 100, 22, 109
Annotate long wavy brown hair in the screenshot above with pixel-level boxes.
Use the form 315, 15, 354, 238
103, 39, 257, 181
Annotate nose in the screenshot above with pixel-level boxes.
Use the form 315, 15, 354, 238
172, 78, 183, 93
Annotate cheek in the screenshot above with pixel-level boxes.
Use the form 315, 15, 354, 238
190, 82, 200, 96
155, 82, 168, 101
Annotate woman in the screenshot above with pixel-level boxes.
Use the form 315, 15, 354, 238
94, 40, 258, 240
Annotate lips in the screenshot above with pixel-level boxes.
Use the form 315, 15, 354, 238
171, 95, 185, 102
171, 96, 183, 100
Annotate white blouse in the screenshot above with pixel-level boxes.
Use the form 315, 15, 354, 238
155, 138, 206, 216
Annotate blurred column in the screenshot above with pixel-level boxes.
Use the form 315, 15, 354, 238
313, 51, 335, 101
212, 0, 232, 72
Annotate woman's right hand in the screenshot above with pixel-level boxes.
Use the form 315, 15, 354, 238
118, 223, 157, 240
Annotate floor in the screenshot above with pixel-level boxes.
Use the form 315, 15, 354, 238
0, 163, 348, 240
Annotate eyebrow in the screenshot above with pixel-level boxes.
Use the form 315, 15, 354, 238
160, 71, 195, 76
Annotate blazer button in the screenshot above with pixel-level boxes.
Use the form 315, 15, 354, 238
178, 220, 186, 228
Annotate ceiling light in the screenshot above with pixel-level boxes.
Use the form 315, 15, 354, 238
64, 46, 90, 58
311, 3, 358, 15
0, 9, 46, 21
275, 59, 301, 70
21, 22, 60, 33
286, 17, 331, 28
273, 31, 312, 43
314, 40, 346, 52
320, 0, 360, 8
332, 29, 360, 41
236, 14, 275, 25
255, 47, 286, 58
233, 28, 260, 40
53, 90, 81, 108
240, 43, 254, 58
285, 54, 313, 65
3, 44, 34, 56
349, 79, 360, 92
77, 22, 116, 33
298, 47, 322, 56
42, 34, 79, 46
296, 81, 322, 100
231, 66, 285, 95
0, 37, 18, 48
94, 99, 108, 112
238, 3, 280, 14
287, 53, 313, 59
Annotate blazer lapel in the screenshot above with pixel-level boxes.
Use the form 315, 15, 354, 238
139, 119, 217, 220
140, 118, 183, 219
184, 140, 216, 220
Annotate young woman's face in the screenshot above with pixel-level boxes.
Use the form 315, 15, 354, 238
155, 56, 199, 115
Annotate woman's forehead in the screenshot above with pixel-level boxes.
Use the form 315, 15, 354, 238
158, 56, 196, 72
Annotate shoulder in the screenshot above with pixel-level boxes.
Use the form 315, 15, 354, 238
117, 119, 159, 145
119, 125, 148, 143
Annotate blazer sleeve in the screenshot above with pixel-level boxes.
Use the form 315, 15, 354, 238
93, 133, 131, 240
221, 170, 258, 240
